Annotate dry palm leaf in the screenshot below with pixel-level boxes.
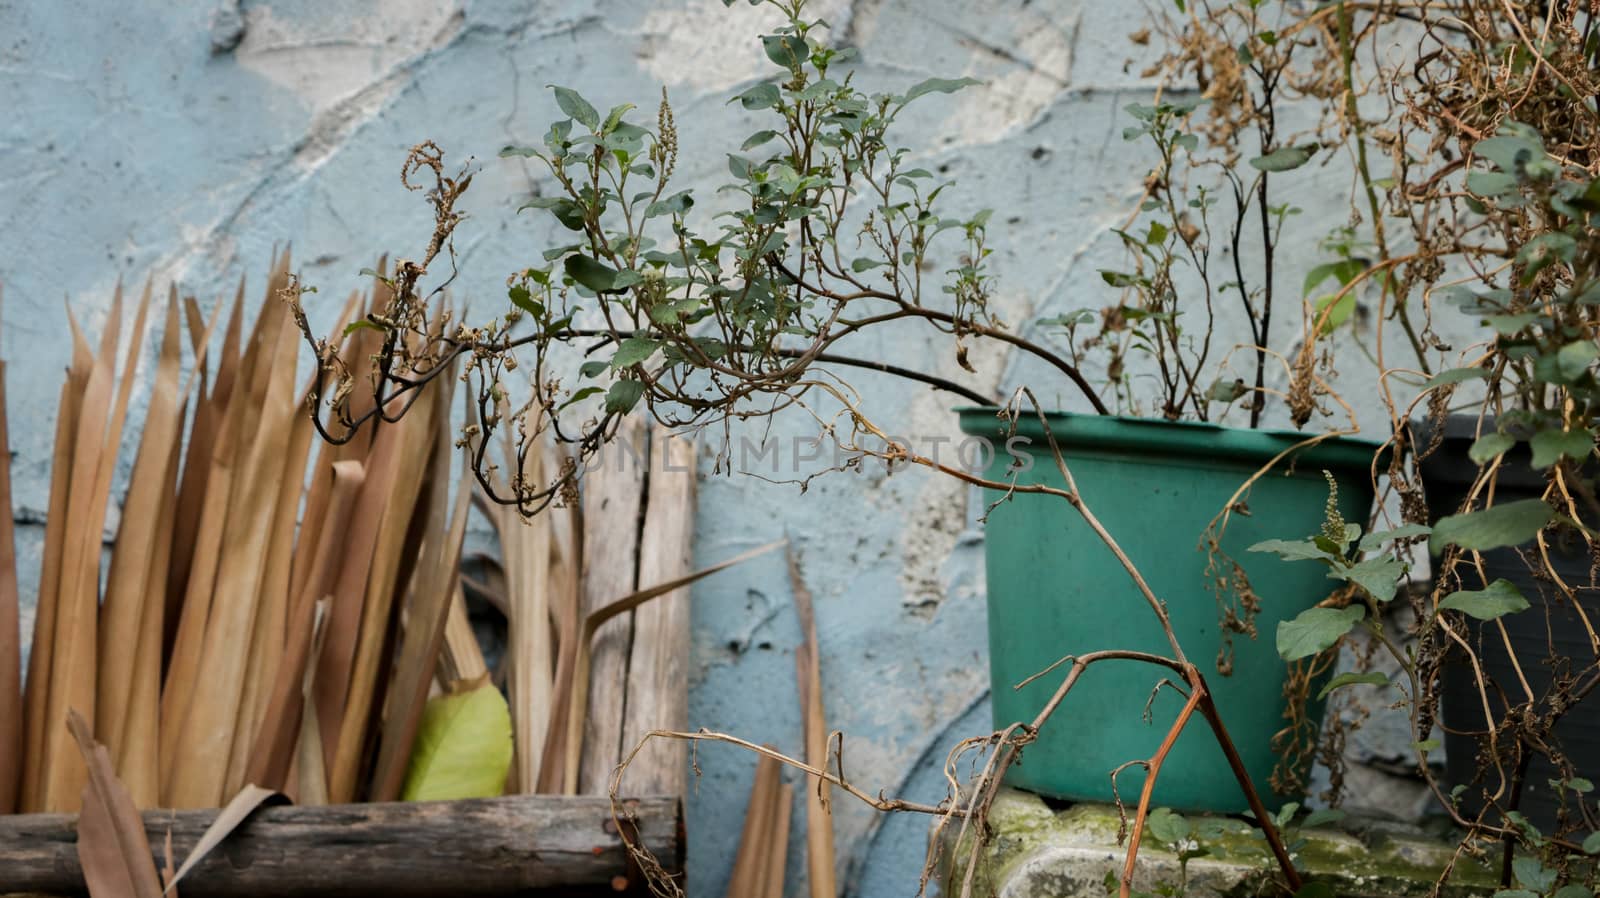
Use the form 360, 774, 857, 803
310, 417, 396, 778
161, 270, 273, 800
20, 310, 92, 812
620, 432, 696, 797
43, 282, 151, 813
293, 599, 333, 806
764, 782, 795, 898
165, 276, 297, 809
498, 409, 553, 795
119, 437, 181, 809
97, 291, 184, 783
163, 784, 280, 893
370, 410, 472, 802
789, 547, 837, 898
535, 487, 583, 795
438, 582, 489, 688
165, 283, 243, 658
0, 287, 18, 815
122, 289, 225, 804
726, 752, 782, 898
68, 710, 162, 898
245, 460, 364, 793
327, 385, 440, 803
222, 365, 316, 798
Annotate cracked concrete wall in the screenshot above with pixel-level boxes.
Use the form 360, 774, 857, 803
2, 1, 1431, 894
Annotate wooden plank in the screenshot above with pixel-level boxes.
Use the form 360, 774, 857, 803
576, 416, 646, 795
619, 431, 695, 797
0, 795, 682, 898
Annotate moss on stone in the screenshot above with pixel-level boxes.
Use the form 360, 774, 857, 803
935, 789, 1501, 897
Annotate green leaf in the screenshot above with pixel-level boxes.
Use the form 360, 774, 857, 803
579, 360, 608, 378
734, 82, 781, 110
401, 682, 513, 801
1335, 556, 1406, 603
645, 191, 694, 219
742, 129, 780, 150
1424, 367, 1489, 389
1468, 432, 1515, 464
1293, 884, 1335, 898
1430, 499, 1554, 554
605, 379, 646, 414
1317, 671, 1390, 699
1311, 292, 1356, 334
508, 285, 540, 315
762, 33, 809, 69
1518, 232, 1577, 282
601, 102, 635, 135
551, 85, 600, 130
1302, 808, 1345, 827
1553, 886, 1593, 898
851, 257, 885, 273
1250, 145, 1314, 172
1438, 579, 1531, 621
1146, 808, 1189, 844
1358, 523, 1432, 551
1513, 857, 1556, 892
1467, 171, 1519, 198
559, 386, 605, 411
1529, 427, 1594, 468
1583, 831, 1600, 853
1555, 339, 1599, 381
611, 336, 661, 370
1492, 891, 1539, 898
1475, 133, 1544, 173
520, 195, 587, 230
1303, 259, 1365, 296
564, 254, 621, 293
1249, 538, 1337, 564
1277, 606, 1364, 661
1412, 738, 1441, 752
900, 76, 982, 105
1487, 312, 1542, 334
343, 319, 383, 337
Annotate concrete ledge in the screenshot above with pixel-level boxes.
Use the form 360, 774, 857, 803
935, 789, 1496, 897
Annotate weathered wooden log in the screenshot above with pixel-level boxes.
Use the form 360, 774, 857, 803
0, 794, 681, 898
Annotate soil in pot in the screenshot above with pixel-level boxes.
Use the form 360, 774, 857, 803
958, 408, 1379, 813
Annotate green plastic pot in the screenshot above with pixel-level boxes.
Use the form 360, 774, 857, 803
957, 408, 1379, 812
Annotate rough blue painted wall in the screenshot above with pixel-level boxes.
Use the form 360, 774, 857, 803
1, 1, 1431, 894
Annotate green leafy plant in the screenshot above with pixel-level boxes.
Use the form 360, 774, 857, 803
288, 0, 1600, 895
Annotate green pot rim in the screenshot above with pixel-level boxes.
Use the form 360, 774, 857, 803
955, 406, 1383, 472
